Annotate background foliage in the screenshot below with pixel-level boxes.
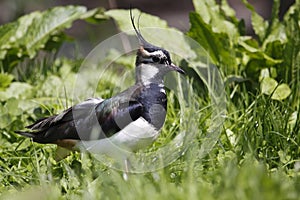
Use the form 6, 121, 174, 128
0, 0, 299, 199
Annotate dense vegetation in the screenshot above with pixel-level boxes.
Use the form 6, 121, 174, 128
0, 0, 299, 199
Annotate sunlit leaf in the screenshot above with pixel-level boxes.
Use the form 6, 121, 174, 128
261, 77, 278, 95
192, 0, 239, 39
271, 83, 291, 100
106, 9, 168, 32
192, 0, 215, 23
0, 73, 14, 90
188, 12, 236, 67
0, 6, 105, 72
80, 7, 107, 24
242, 0, 268, 41
106, 9, 195, 59
0, 82, 33, 101
261, 77, 291, 100
22, 6, 87, 58
4, 98, 22, 116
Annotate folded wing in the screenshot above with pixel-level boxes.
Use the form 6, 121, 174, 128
16, 96, 144, 144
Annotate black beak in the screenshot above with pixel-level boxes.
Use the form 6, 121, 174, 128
170, 63, 185, 75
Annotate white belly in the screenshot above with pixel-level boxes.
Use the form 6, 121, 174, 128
76, 117, 159, 155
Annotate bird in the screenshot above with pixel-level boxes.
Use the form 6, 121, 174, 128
15, 10, 185, 168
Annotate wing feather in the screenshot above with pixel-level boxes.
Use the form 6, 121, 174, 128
15, 92, 144, 144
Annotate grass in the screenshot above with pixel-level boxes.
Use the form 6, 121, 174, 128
0, 55, 299, 200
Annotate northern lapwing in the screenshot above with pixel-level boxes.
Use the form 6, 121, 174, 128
16, 10, 185, 170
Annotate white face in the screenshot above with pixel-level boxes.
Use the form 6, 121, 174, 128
135, 46, 184, 84
139, 63, 160, 84
136, 47, 171, 84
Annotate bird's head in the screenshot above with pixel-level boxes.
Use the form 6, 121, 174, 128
130, 10, 185, 85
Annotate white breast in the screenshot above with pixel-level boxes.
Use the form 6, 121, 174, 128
76, 117, 159, 155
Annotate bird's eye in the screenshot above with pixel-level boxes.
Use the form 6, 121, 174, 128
152, 56, 160, 63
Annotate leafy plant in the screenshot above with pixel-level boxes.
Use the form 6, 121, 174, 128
0, 5, 106, 72
188, 0, 299, 103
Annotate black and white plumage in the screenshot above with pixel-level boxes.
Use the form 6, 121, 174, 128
15, 10, 185, 157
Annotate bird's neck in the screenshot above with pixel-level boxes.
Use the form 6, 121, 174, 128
135, 63, 164, 85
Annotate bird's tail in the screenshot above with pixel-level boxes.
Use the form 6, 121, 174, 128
16, 129, 74, 160
14, 130, 37, 139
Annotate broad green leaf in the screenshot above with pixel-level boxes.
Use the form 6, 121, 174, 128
4, 98, 22, 116
238, 36, 260, 53
260, 77, 291, 100
80, 7, 107, 23
192, 0, 239, 39
188, 12, 236, 67
239, 37, 283, 66
18, 99, 37, 113
106, 9, 195, 59
37, 73, 76, 99
0, 73, 14, 90
0, 82, 33, 101
0, 19, 26, 59
251, 13, 268, 42
0, 112, 13, 129
259, 68, 270, 82
261, 77, 278, 95
0, 6, 106, 71
242, 0, 269, 42
221, 0, 236, 18
269, 0, 280, 27
22, 6, 87, 58
0, 6, 84, 59
271, 83, 291, 100
263, 23, 287, 47
262, 0, 282, 43
192, 0, 215, 23
105, 9, 168, 32
261, 0, 286, 55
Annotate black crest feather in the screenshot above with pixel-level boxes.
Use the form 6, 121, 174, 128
130, 8, 161, 52
129, 7, 172, 64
